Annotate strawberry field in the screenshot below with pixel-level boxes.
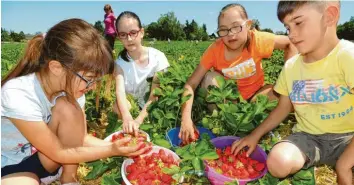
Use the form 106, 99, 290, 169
1, 41, 338, 185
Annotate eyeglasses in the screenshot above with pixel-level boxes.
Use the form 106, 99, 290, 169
117, 29, 141, 40
216, 21, 248, 37
60, 63, 101, 89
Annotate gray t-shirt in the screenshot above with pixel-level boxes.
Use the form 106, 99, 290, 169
1, 73, 85, 167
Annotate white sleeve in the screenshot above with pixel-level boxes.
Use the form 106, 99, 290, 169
77, 94, 86, 108
1, 88, 43, 121
156, 51, 170, 72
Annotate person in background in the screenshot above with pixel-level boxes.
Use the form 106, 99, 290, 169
104, 4, 117, 53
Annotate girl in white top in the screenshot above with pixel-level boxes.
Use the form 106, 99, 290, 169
113, 11, 170, 136
1, 18, 150, 185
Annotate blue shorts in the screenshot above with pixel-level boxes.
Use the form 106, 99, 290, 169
1, 152, 60, 179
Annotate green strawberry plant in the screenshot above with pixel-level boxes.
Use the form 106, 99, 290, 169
205, 76, 242, 104
167, 134, 218, 184
84, 157, 123, 181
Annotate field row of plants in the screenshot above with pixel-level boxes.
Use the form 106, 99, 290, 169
1, 41, 336, 185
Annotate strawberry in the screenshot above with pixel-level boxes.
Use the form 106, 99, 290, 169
247, 165, 256, 175
216, 148, 222, 156
166, 154, 174, 164
221, 163, 229, 172
111, 134, 118, 142
161, 174, 172, 183
242, 158, 250, 165
254, 163, 265, 172
239, 168, 250, 179
249, 159, 259, 166
224, 146, 231, 156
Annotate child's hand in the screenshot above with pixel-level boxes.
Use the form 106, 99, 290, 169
122, 115, 139, 135
231, 133, 260, 157
179, 118, 197, 145
112, 137, 151, 157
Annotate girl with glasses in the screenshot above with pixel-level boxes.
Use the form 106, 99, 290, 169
1, 18, 151, 185
113, 11, 170, 136
179, 3, 298, 145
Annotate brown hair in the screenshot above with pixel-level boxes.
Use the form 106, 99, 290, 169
218, 3, 249, 26
218, 3, 251, 50
1, 18, 114, 103
277, 1, 337, 22
104, 4, 113, 13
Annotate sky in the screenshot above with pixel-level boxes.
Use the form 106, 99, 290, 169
1, 1, 354, 35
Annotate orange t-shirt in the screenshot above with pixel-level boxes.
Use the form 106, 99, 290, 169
201, 30, 275, 100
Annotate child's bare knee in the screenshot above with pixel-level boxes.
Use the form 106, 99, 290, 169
267, 142, 306, 178
267, 151, 292, 178
201, 71, 223, 89
52, 98, 85, 147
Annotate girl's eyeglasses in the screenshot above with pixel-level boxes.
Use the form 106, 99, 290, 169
216, 21, 248, 37
117, 29, 141, 40
60, 63, 101, 89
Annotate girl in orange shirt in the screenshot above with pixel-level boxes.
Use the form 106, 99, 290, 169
179, 3, 297, 144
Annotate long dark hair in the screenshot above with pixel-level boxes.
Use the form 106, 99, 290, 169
2, 18, 114, 103
115, 11, 142, 62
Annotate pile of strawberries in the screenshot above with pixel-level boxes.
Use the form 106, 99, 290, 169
207, 146, 265, 179
111, 131, 149, 145
111, 132, 153, 154
125, 149, 179, 185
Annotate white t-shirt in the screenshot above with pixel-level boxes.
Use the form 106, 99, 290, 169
1, 73, 85, 166
116, 47, 169, 107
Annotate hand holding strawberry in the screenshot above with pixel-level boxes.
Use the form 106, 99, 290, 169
231, 134, 260, 157
179, 120, 199, 145
179, 130, 200, 147
112, 137, 152, 157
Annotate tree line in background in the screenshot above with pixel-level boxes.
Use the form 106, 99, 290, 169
1, 28, 26, 42
93, 12, 210, 41
2, 14, 353, 42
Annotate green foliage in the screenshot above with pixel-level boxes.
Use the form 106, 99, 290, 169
263, 50, 284, 85
145, 12, 209, 41
1, 40, 318, 184
94, 21, 105, 35
1, 28, 12, 42
337, 16, 354, 40
146, 12, 186, 40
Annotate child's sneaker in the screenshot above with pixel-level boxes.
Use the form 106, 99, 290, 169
40, 167, 63, 185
